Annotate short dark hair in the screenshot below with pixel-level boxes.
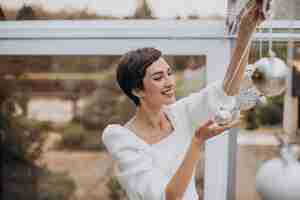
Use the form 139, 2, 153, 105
116, 48, 162, 106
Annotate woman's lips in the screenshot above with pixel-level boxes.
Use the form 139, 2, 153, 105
161, 89, 175, 96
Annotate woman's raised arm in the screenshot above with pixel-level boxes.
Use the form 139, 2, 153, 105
223, 1, 267, 96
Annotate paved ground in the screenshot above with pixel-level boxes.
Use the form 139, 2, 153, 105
40, 151, 115, 200
237, 127, 280, 200
236, 145, 278, 200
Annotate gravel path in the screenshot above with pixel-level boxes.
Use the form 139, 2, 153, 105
40, 151, 114, 200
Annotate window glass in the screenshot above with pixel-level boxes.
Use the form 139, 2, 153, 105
1, 54, 206, 199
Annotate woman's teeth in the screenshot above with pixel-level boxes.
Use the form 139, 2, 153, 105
162, 90, 174, 95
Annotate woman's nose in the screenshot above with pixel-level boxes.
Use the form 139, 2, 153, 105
164, 75, 175, 87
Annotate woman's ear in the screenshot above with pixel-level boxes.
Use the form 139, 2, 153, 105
132, 88, 145, 98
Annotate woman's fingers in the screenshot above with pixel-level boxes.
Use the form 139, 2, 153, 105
213, 120, 242, 134
195, 119, 215, 141
195, 119, 242, 142
223, 119, 242, 129
207, 119, 242, 138
203, 119, 214, 128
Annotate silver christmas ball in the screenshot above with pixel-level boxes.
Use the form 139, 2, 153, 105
237, 64, 267, 111
252, 56, 288, 97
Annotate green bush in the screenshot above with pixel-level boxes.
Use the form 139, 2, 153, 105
35, 121, 52, 132
244, 95, 284, 129
60, 123, 85, 147
2, 114, 48, 162
15, 116, 52, 132
257, 104, 283, 126
80, 70, 134, 132
244, 109, 259, 130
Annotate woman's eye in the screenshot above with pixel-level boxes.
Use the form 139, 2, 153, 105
153, 76, 162, 80
168, 70, 173, 76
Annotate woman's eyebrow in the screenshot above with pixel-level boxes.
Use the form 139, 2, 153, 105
151, 67, 172, 76
151, 71, 164, 76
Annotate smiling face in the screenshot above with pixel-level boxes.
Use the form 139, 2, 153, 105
135, 57, 176, 108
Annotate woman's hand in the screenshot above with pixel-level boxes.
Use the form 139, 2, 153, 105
193, 119, 241, 145
239, 1, 267, 33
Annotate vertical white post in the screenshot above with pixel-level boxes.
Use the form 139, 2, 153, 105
204, 39, 237, 200
284, 40, 298, 137
204, 129, 238, 200
283, 68, 299, 136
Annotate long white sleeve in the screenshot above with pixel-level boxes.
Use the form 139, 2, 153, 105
168, 80, 237, 134
102, 125, 170, 200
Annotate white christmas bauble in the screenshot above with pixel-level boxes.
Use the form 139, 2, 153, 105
256, 145, 300, 200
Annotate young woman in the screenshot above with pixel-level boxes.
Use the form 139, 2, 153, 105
102, 2, 265, 200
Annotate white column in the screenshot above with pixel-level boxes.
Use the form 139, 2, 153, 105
204, 128, 238, 200
283, 40, 298, 138
204, 39, 237, 200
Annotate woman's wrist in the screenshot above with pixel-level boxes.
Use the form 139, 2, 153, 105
189, 137, 202, 163
192, 135, 204, 148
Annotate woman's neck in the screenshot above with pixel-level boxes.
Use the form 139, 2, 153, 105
135, 104, 165, 130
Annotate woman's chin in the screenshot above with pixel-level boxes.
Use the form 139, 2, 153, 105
164, 96, 176, 104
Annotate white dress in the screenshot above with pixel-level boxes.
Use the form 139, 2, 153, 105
102, 80, 237, 200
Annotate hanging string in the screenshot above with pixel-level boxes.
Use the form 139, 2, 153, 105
287, 0, 295, 68
225, 27, 256, 93
259, 25, 263, 58
268, 12, 274, 56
